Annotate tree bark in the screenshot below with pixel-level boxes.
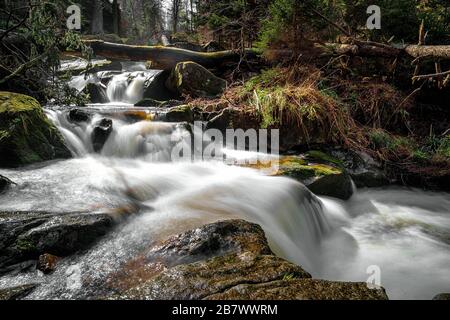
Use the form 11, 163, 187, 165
325, 43, 450, 59
112, 0, 120, 35
92, 0, 104, 35
75, 40, 259, 70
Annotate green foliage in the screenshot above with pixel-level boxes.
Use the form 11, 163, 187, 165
0, 1, 90, 104
257, 0, 449, 50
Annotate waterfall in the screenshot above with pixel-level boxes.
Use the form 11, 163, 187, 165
2, 66, 448, 300
67, 68, 161, 104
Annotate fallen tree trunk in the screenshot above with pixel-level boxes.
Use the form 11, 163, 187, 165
70, 40, 259, 70
324, 42, 450, 59
404, 45, 450, 59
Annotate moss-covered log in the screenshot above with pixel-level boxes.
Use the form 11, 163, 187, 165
72, 40, 259, 70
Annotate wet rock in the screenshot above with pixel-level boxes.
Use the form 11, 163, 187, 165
121, 254, 311, 300
148, 219, 274, 266
85, 82, 109, 104
205, 279, 388, 300
0, 284, 38, 300
272, 156, 353, 200
0, 174, 13, 193
433, 293, 450, 300
109, 220, 387, 300
164, 105, 194, 123
69, 109, 91, 123
0, 211, 115, 271
329, 149, 389, 188
166, 62, 227, 98
91, 118, 113, 152
143, 70, 179, 101
0, 260, 37, 276
37, 253, 60, 274
0, 92, 71, 167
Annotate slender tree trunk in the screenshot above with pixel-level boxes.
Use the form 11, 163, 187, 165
112, 0, 120, 35
91, 0, 104, 35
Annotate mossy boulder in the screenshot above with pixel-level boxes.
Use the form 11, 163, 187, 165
278, 156, 353, 200
166, 61, 227, 98
0, 92, 71, 167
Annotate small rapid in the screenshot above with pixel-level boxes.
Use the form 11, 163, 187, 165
0, 65, 449, 300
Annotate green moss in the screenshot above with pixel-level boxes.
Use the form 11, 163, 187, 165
0, 92, 71, 167
278, 156, 342, 180
305, 150, 343, 167
0, 92, 40, 113
16, 238, 36, 253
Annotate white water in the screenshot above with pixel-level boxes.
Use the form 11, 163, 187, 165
1, 69, 449, 300
66, 61, 161, 104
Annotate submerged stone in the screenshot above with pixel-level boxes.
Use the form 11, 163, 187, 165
0, 92, 71, 167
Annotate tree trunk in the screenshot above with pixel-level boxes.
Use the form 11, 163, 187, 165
324, 43, 450, 59
112, 0, 120, 35
76, 40, 259, 70
91, 0, 104, 35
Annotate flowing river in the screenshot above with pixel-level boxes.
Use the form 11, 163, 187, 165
0, 63, 449, 300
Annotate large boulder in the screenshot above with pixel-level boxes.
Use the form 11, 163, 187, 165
166, 62, 227, 98
143, 70, 180, 101
0, 92, 71, 167
85, 82, 109, 104
108, 220, 387, 300
0, 211, 115, 271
